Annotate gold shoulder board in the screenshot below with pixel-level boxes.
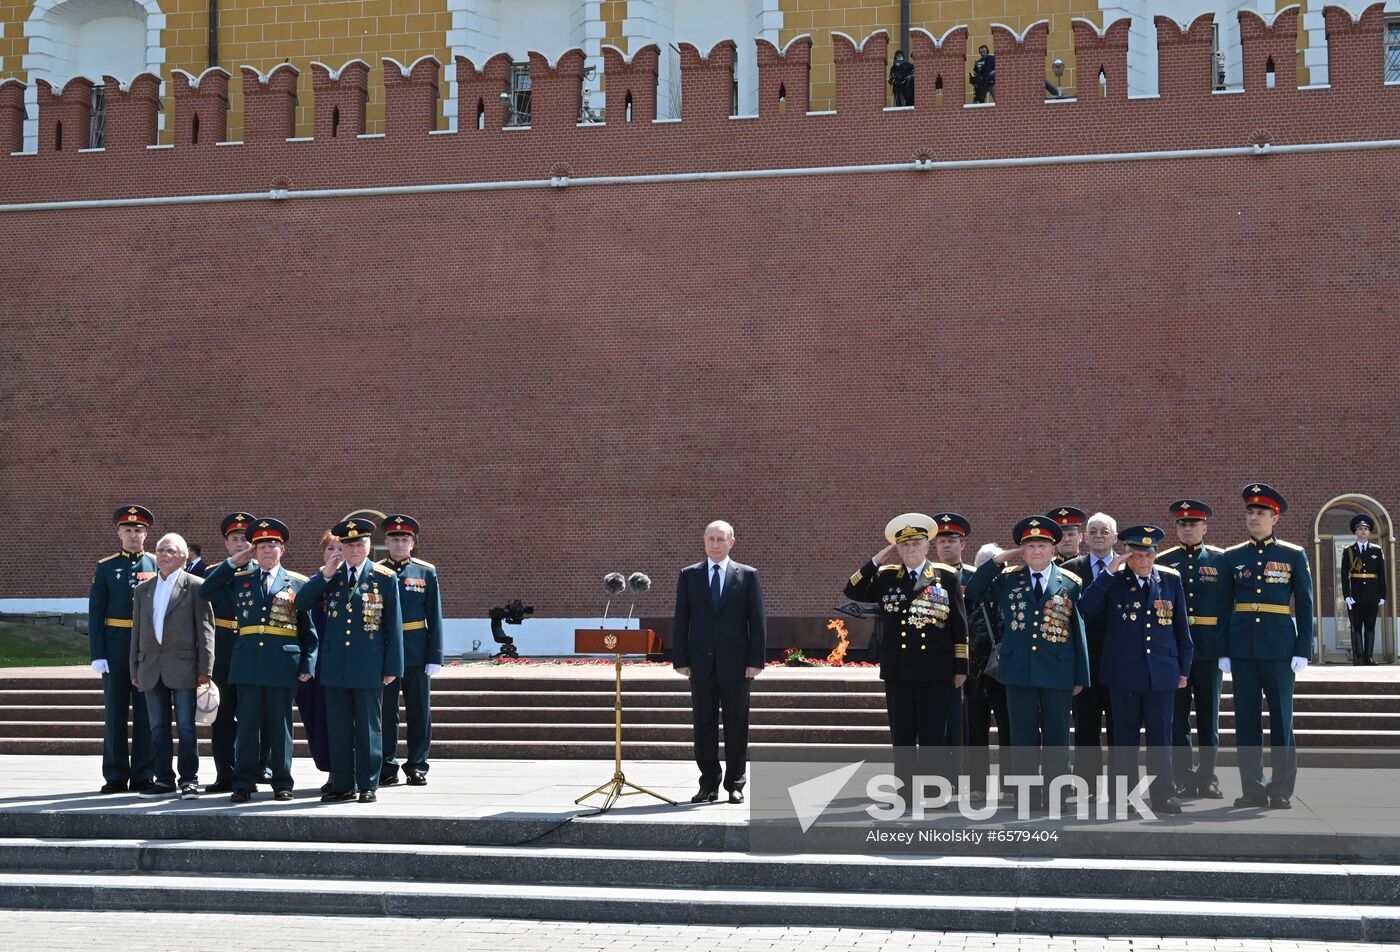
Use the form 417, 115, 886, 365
1059, 568, 1083, 585
411, 557, 436, 570
98, 552, 121, 564
371, 562, 397, 577
284, 570, 309, 582
1155, 564, 1181, 577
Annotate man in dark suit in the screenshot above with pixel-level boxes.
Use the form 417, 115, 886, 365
672, 519, 766, 804
1342, 514, 1387, 665
1061, 511, 1118, 800
1078, 525, 1193, 814
185, 544, 208, 578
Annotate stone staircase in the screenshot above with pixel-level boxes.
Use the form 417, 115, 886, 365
3, 668, 1400, 758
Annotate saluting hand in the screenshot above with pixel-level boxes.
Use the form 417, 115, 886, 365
230, 547, 255, 568
1109, 553, 1130, 574
995, 547, 1025, 566
874, 543, 899, 565
322, 550, 346, 579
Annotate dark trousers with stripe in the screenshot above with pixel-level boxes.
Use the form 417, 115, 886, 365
1350, 601, 1380, 663
212, 631, 269, 784
326, 686, 384, 793
232, 685, 295, 793
381, 665, 432, 778
1109, 687, 1176, 805
1231, 658, 1297, 799
101, 638, 153, 785
1072, 683, 1112, 790
1005, 685, 1073, 800
1172, 659, 1222, 786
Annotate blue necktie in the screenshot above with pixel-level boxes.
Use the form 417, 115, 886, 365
711, 564, 722, 606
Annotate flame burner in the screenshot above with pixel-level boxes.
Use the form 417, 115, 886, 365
825, 618, 850, 664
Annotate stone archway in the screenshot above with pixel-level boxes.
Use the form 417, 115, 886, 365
1313, 493, 1395, 664
22, 0, 167, 151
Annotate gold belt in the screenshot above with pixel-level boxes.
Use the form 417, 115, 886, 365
403, 620, 428, 631
1233, 603, 1292, 615
1187, 616, 1218, 626
215, 618, 238, 630
239, 624, 298, 637
104, 618, 133, 628
1350, 573, 1378, 579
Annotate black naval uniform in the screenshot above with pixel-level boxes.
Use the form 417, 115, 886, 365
845, 559, 968, 794
1342, 540, 1387, 665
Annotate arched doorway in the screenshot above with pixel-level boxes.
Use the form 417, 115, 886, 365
22, 0, 166, 152
1313, 494, 1395, 664
341, 508, 389, 563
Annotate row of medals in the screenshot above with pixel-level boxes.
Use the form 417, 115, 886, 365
1009, 591, 1072, 644
331, 583, 384, 637
1120, 599, 1174, 624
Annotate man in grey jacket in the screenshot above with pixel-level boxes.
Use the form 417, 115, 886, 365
130, 532, 215, 799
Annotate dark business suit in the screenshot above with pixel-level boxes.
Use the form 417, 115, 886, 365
186, 557, 208, 578
672, 559, 766, 792
1062, 554, 1113, 792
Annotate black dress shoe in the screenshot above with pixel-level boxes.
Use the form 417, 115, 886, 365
320, 781, 334, 795
321, 790, 357, 803
380, 775, 400, 787
99, 780, 128, 794
406, 772, 427, 786
230, 790, 252, 803
1150, 798, 1184, 815
1233, 794, 1268, 808
1267, 795, 1292, 810
1197, 781, 1224, 799
1174, 782, 1195, 798
358, 790, 377, 803
728, 790, 744, 804
273, 790, 294, 801
690, 787, 719, 803
205, 780, 234, 794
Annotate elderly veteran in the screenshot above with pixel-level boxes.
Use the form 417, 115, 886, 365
1079, 525, 1192, 814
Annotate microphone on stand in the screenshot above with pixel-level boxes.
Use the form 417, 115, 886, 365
625, 572, 651, 626
601, 572, 626, 624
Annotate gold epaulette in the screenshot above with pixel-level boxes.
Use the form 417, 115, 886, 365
1205, 544, 1225, 553
927, 562, 956, 575
1155, 564, 1181, 577
411, 557, 436, 570
98, 552, 121, 564
877, 564, 901, 573
371, 562, 397, 577
1276, 539, 1304, 551
234, 567, 257, 576
1000, 565, 1024, 574
1058, 567, 1083, 585
376, 557, 393, 565
1157, 545, 1182, 559
1224, 541, 1252, 553
284, 569, 308, 582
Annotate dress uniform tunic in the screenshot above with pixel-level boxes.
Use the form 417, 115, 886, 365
297, 559, 404, 795
88, 547, 157, 788
1220, 521, 1314, 802
201, 558, 318, 794
206, 513, 267, 788
1341, 523, 1388, 665
1159, 538, 1229, 792
378, 555, 442, 781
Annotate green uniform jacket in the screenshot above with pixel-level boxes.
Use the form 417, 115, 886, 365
1158, 543, 1230, 660
1219, 536, 1315, 660
966, 560, 1091, 691
297, 562, 404, 689
88, 550, 158, 664
201, 561, 319, 687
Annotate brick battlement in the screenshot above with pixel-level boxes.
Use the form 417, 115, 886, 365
0, 3, 1396, 206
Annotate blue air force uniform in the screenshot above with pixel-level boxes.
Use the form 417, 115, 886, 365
966, 516, 1091, 795
1158, 499, 1229, 795
200, 518, 317, 797
296, 517, 404, 799
1342, 514, 1387, 665
1079, 526, 1193, 809
1220, 484, 1314, 805
378, 512, 443, 785
87, 505, 157, 790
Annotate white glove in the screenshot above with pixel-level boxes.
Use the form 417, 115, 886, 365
1290, 656, 1308, 673
1218, 658, 1231, 674
91, 659, 110, 675
1381, 600, 1387, 607
1346, 597, 1355, 608
424, 663, 442, 678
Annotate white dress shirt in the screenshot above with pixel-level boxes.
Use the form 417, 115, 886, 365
152, 570, 179, 645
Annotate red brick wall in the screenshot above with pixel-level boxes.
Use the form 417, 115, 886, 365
1, 10, 1396, 618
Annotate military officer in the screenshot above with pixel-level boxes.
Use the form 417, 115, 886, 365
1079, 525, 1192, 814
932, 512, 974, 750
967, 516, 1090, 810
844, 513, 968, 800
204, 512, 268, 793
88, 505, 158, 794
1219, 483, 1314, 810
201, 518, 317, 802
297, 517, 403, 803
1159, 499, 1228, 798
1342, 514, 1387, 666
1048, 507, 1087, 565
377, 514, 443, 787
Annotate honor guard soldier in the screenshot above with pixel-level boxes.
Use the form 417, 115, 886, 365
844, 514, 968, 798
377, 514, 443, 786
1219, 483, 1314, 810
89, 505, 158, 793
932, 512, 974, 749
967, 516, 1090, 811
204, 512, 268, 793
1079, 525, 1192, 814
1342, 514, 1387, 665
201, 518, 318, 802
298, 517, 404, 803
1159, 499, 1229, 798
1048, 507, 1087, 565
